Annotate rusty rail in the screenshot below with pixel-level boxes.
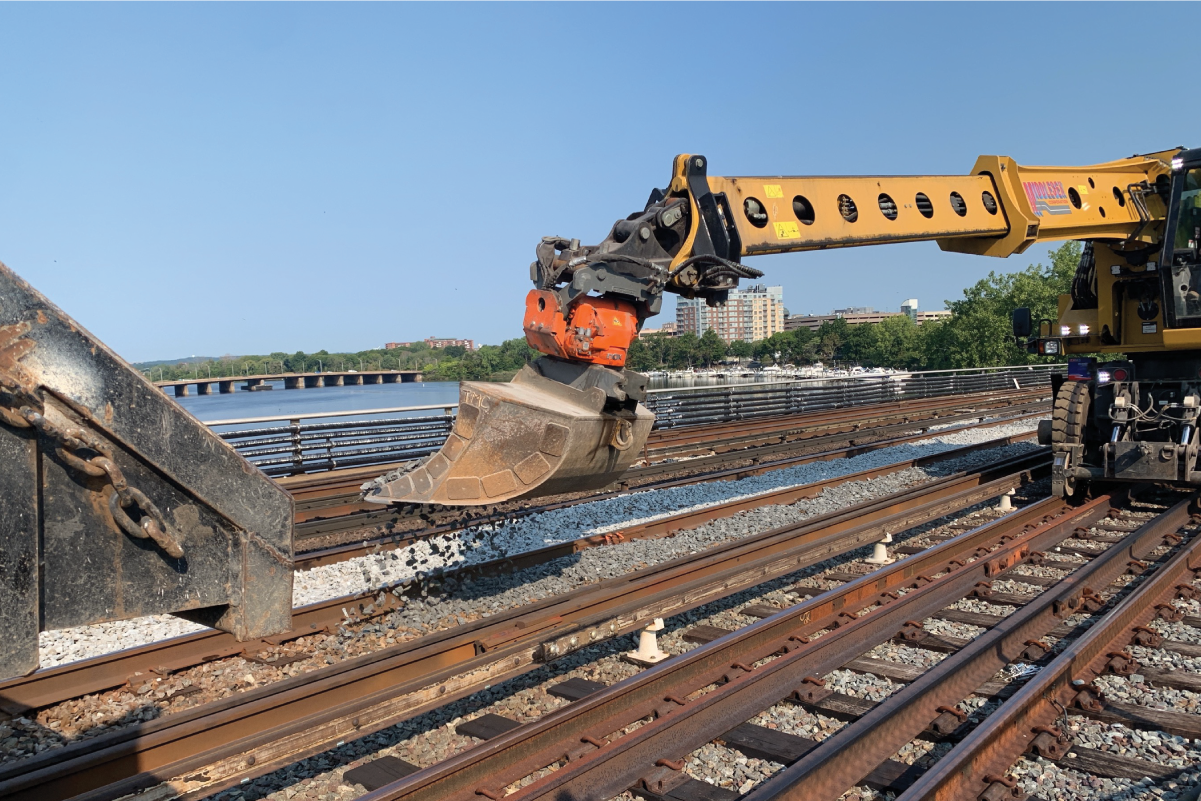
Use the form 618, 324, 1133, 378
897, 498, 1201, 801
288, 403, 1042, 562
741, 496, 1196, 801
0, 436, 1042, 716
352, 494, 1114, 801
0, 452, 1048, 801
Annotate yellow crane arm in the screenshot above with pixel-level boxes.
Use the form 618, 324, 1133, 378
666, 151, 1176, 280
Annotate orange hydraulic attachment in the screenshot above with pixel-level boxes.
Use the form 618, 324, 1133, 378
523, 289, 638, 367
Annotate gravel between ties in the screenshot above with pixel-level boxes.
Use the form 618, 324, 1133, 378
37, 422, 1039, 668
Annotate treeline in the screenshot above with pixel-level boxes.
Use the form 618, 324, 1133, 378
137, 338, 540, 382
141, 241, 1080, 382
628, 241, 1080, 371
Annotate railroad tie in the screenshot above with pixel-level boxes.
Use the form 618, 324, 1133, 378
682, 625, 735, 645
547, 677, 607, 703
740, 604, 784, 619
456, 713, 524, 741
718, 722, 925, 793
342, 756, 420, 792
786, 690, 969, 740
636, 776, 738, 801
1056, 747, 1179, 781
1074, 699, 1201, 740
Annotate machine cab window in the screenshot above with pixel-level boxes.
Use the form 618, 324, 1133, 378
1168, 167, 1201, 325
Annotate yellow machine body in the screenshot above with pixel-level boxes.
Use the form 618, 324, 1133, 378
369, 148, 1196, 506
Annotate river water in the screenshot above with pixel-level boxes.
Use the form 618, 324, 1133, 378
173, 374, 802, 424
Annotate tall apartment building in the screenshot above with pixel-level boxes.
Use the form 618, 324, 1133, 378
676, 284, 785, 342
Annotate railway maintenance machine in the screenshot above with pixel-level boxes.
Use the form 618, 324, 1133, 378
0, 265, 294, 681
363, 147, 1201, 506
3, 146, 1196, 682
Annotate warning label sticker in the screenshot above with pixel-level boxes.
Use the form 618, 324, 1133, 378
763, 184, 784, 199
774, 221, 801, 240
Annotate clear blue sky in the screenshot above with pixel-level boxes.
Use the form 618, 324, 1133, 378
2, 3, 1198, 362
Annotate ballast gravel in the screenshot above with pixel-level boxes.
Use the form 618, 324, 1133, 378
36, 423, 1037, 670
172, 496, 1021, 801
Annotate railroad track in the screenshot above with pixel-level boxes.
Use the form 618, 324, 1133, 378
295, 408, 1047, 570
0, 431, 1041, 716
0, 446, 1052, 801
326, 492, 1201, 801
284, 386, 1046, 521
286, 388, 1050, 560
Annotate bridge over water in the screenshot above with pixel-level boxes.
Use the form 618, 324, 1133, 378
154, 370, 424, 396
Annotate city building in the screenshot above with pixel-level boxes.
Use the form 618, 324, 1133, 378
639, 321, 679, 338
385, 337, 476, 350
676, 284, 785, 342
785, 301, 950, 332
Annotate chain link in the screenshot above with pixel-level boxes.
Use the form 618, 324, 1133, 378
0, 371, 185, 559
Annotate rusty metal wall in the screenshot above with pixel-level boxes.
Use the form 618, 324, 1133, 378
0, 261, 294, 680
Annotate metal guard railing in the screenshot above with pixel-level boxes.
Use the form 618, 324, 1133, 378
211, 365, 1060, 476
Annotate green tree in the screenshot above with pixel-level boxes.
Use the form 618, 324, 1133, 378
698, 329, 726, 366
924, 240, 1080, 368
728, 339, 754, 360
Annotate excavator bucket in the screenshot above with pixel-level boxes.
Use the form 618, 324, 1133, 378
363, 365, 654, 506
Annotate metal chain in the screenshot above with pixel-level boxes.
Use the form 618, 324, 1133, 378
0, 373, 185, 559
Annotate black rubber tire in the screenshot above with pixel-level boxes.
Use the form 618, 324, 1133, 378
1051, 381, 1091, 497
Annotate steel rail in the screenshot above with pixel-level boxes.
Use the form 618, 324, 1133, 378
291, 410, 1045, 564
644, 389, 1044, 457
276, 389, 1047, 517
287, 400, 1047, 531
352, 494, 1115, 801
0, 435, 1040, 717
210, 375, 1048, 476
741, 496, 1196, 801
897, 497, 1201, 801
0, 453, 1048, 801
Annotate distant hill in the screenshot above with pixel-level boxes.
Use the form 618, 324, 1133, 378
132, 356, 226, 369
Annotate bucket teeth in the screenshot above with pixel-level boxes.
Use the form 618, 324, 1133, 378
363, 366, 653, 506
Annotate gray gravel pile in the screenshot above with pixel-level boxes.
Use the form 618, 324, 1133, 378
750, 702, 846, 742
1009, 714, 1201, 801
822, 668, 901, 702
1094, 674, 1201, 715
1148, 615, 1201, 646
684, 742, 784, 794
921, 617, 986, 639
37, 430, 1040, 667
1009, 755, 1164, 800
947, 598, 1019, 617
864, 642, 947, 669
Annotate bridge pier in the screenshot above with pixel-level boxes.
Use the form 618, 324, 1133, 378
345, 374, 363, 385
173, 384, 189, 397
363, 373, 382, 385
218, 381, 236, 393
324, 375, 344, 387
195, 382, 212, 395
244, 378, 264, 390
401, 372, 421, 383
285, 376, 303, 389
382, 373, 399, 384
304, 376, 321, 388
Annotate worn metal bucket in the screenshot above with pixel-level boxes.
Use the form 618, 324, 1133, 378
362, 365, 654, 506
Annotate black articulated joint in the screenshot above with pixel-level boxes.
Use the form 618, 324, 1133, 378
684, 155, 724, 259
